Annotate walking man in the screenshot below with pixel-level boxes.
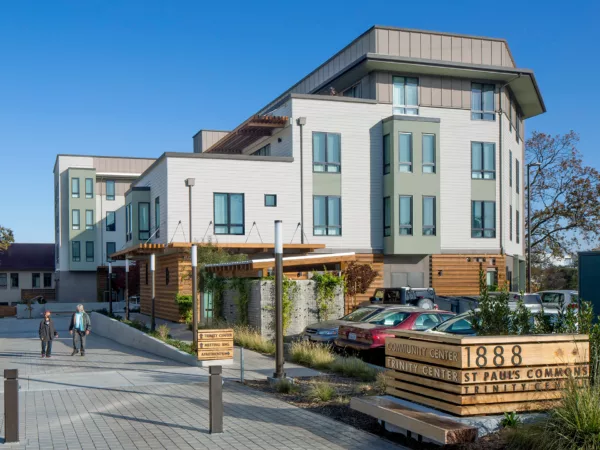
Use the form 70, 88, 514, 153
39, 310, 58, 358
69, 304, 91, 356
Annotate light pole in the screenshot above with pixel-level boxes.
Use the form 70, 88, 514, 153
108, 262, 112, 315
273, 220, 285, 379
296, 117, 306, 244
150, 253, 156, 331
185, 178, 198, 347
527, 162, 541, 293
125, 258, 129, 321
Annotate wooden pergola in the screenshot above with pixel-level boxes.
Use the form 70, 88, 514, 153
204, 115, 289, 154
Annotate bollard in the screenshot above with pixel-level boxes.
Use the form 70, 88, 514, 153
4, 369, 19, 443
209, 365, 223, 434
240, 347, 244, 383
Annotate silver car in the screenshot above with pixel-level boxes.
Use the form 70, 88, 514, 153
301, 306, 384, 343
537, 290, 579, 311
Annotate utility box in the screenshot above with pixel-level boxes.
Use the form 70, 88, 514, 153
578, 251, 600, 320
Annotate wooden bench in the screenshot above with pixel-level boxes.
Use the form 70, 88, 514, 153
351, 396, 477, 445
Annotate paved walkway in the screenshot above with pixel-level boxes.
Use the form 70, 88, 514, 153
0, 317, 405, 449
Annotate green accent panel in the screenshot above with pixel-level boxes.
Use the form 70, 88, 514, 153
313, 173, 341, 196
386, 117, 441, 255
471, 179, 496, 201
67, 168, 97, 271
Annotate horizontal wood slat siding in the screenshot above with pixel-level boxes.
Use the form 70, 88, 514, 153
344, 254, 384, 314
431, 254, 505, 296
21, 289, 56, 301
0, 306, 16, 317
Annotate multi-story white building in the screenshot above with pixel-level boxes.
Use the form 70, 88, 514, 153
55, 25, 545, 310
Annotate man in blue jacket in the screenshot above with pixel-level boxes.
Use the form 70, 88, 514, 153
69, 304, 91, 356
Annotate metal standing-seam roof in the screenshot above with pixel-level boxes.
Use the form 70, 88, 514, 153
0, 244, 55, 271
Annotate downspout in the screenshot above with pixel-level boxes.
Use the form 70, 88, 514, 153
297, 117, 307, 244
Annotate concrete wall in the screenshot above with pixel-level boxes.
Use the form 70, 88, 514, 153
221, 280, 344, 339
55, 271, 97, 303
17, 301, 127, 319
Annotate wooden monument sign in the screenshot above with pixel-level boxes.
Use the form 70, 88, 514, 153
197, 329, 234, 361
385, 331, 590, 416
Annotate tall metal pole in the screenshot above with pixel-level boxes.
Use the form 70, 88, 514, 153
125, 258, 130, 320
108, 262, 113, 315
297, 118, 306, 244
273, 220, 285, 379
150, 253, 156, 331
192, 244, 198, 348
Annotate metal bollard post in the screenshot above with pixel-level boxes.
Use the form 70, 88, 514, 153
240, 347, 244, 383
4, 369, 19, 443
209, 365, 223, 434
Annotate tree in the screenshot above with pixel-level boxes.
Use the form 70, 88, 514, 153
0, 226, 14, 251
526, 131, 600, 261
343, 262, 379, 305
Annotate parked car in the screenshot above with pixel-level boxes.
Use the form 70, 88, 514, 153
488, 292, 543, 311
366, 287, 438, 309
301, 305, 386, 343
537, 290, 579, 310
334, 306, 454, 352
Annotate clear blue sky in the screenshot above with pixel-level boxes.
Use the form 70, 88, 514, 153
1, 0, 598, 243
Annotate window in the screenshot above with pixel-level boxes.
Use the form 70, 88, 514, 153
154, 197, 160, 238
106, 211, 116, 232
72, 209, 80, 230
486, 270, 498, 288
253, 144, 271, 156
508, 93, 513, 132
106, 180, 115, 201
422, 134, 436, 173
413, 314, 441, 331
516, 159, 520, 194
86, 241, 94, 262
509, 150, 513, 187
541, 292, 565, 305
165, 268, 170, 285
85, 178, 94, 199
10, 273, 18, 288
383, 197, 391, 237
72, 241, 81, 262
510, 205, 513, 241
214, 193, 245, 235
264, 195, 277, 207
342, 83, 361, 98
399, 195, 413, 235
516, 210, 520, 244
516, 113, 521, 142
383, 134, 391, 174
145, 264, 148, 285
0, 274, 6, 289
471, 142, 495, 179
139, 202, 150, 240
393, 76, 418, 115
126, 203, 132, 241
399, 133, 412, 172
71, 178, 80, 198
43, 273, 52, 288
32, 273, 40, 288
313, 132, 341, 173
313, 196, 341, 236
106, 242, 116, 262
471, 83, 495, 120
472, 201, 496, 238
423, 196, 436, 236
85, 210, 94, 230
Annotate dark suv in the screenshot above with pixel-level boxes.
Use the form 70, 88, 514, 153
367, 287, 437, 309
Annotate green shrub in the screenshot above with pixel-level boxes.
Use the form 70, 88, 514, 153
175, 293, 193, 324
330, 356, 377, 381
501, 411, 522, 428
290, 341, 335, 369
374, 371, 388, 395
233, 325, 275, 355
312, 271, 344, 321
307, 381, 335, 402
274, 378, 298, 394
156, 324, 170, 341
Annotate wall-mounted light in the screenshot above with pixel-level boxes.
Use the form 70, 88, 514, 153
466, 257, 471, 262
278, 137, 282, 143
491, 258, 496, 265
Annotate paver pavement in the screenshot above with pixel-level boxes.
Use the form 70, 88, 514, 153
0, 317, 405, 449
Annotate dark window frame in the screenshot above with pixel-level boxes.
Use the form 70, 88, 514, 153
264, 194, 277, 207
72, 209, 80, 230
106, 242, 116, 262
472, 201, 496, 238
106, 180, 116, 201
85, 209, 94, 230
510, 205, 513, 241
154, 197, 160, 238
399, 132, 413, 173
71, 177, 80, 198
383, 196, 391, 237
422, 196, 436, 236
471, 142, 496, 180
32, 273, 41, 288
509, 150, 513, 187
471, 82, 496, 121
106, 211, 116, 232
86, 241, 94, 262
399, 195, 413, 236
138, 202, 150, 241
213, 193, 245, 235
252, 143, 271, 156
516, 210, 520, 244
312, 132, 341, 173
313, 195, 342, 236
342, 83, 361, 98
10, 273, 18, 288
71, 241, 81, 262
422, 134, 436, 174
43, 273, 52, 288
392, 76, 419, 115
85, 178, 94, 199
383, 134, 391, 174
0, 274, 6, 289
516, 159, 520, 194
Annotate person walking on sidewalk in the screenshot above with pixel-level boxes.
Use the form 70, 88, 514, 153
39, 310, 58, 358
69, 304, 91, 356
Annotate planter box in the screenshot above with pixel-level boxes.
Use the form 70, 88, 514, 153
385, 331, 590, 416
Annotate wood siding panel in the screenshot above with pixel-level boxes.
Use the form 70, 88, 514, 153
431, 254, 506, 296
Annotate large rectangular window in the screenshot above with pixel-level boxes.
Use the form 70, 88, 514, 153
85, 178, 94, 199
342, 83, 361, 98
383, 197, 391, 237
0, 274, 6, 289
106, 211, 116, 232
393, 76, 419, 115
423, 196, 436, 236
32, 273, 40, 288
422, 134, 436, 173
516, 113, 521, 142
214, 193, 245, 235
72, 209, 80, 230
313, 132, 341, 173
252, 144, 271, 156
106, 180, 115, 201
516, 210, 520, 244
10, 273, 18, 288
383, 134, 391, 174
471, 142, 495, 179
471, 83, 495, 120
71, 178, 80, 198
72, 241, 81, 262
472, 201, 496, 238
516, 159, 520, 194
510, 205, 513, 241
86, 241, 94, 262
125, 203, 132, 241
139, 202, 150, 240
43, 273, 52, 288
509, 150, 513, 187
399, 195, 413, 235
154, 197, 160, 238
313, 196, 341, 236
106, 242, 116, 262
399, 132, 412, 173
85, 210, 94, 230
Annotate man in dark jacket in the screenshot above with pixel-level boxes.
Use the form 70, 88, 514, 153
69, 304, 91, 356
39, 310, 58, 358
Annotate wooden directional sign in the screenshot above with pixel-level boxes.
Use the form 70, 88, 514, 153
385, 331, 590, 416
197, 329, 234, 361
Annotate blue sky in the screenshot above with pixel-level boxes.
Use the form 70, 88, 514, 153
1, 0, 598, 243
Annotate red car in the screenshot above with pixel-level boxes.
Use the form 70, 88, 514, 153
334, 306, 454, 352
